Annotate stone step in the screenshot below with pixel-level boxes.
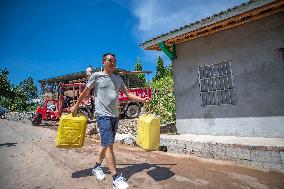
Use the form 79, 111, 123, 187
115, 133, 284, 173
160, 134, 284, 173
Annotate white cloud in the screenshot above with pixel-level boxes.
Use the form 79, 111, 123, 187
114, 0, 248, 76
130, 0, 248, 42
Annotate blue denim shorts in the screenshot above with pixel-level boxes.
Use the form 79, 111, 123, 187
96, 116, 119, 147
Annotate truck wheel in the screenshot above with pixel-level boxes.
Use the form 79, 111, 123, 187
125, 104, 141, 119
77, 109, 89, 119
32, 114, 42, 126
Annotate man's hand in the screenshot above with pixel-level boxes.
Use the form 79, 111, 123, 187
142, 97, 150, 104
69, 87, 90, 116
70, 105, 78, 116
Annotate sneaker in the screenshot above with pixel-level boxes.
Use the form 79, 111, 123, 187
92, 167, 106, 180
113, 173, 128, 189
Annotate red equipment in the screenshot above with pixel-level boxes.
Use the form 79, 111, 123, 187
61, 83, 152, 119
33, 69, 152, 126
32, 99, 61, 126
119, 88, 152, 118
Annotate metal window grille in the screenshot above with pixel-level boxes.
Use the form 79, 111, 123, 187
198, 60, 236, 106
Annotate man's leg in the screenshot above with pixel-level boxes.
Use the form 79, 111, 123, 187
92, 146, 107, 180
92, 117, 109, 180
97, 117, 128, 188
96, 146, 107, 164
95, 116, 109, 165
105, 144, 117, 176
109, 143, 128, 189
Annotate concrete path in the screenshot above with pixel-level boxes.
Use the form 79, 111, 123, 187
1, 119, 284, 189
160, 134, 284, 146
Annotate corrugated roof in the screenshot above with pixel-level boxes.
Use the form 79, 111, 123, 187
38, 69, 99, 84
38, 68, 147, 88
140, 0, 284, 51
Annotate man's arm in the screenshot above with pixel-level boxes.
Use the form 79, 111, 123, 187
70, 87, 91, 115
123, 88, 149, 103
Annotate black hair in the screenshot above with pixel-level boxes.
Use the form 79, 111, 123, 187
102, 53, 116, 60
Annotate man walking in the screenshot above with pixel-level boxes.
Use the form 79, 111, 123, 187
70, 53, 149, 189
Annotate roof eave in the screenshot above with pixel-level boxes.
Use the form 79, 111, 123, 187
140, 0, 281, 51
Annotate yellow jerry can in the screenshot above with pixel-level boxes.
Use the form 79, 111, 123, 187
56, 114, 87, 148
136, 114, 160, 151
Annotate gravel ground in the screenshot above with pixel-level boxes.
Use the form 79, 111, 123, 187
1, 119, 284, 189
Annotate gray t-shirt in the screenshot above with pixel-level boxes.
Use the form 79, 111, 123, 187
86, 71, 127, 117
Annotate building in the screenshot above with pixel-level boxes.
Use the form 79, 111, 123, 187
141, 0, 284, 138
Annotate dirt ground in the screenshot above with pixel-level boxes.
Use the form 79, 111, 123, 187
0, 119, 284, 189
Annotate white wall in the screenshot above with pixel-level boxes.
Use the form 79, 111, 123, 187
173, 12, 284, 138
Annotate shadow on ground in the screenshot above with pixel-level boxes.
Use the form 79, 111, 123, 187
72, 168, 93, 178
72, 163, 176, 182
0, 142, 17, 148
117, 163, 176, 181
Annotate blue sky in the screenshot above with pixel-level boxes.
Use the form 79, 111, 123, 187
0, 0, 247, 87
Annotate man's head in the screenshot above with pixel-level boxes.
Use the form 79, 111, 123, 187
102, 53, 116, 73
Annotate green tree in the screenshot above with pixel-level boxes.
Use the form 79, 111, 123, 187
18, 77, 38, 100
146, 57, 176, 124
0, 68, 14, 108
17, 77, 38, 111
0, 68, 12, 98
153, 56, 166, 81
165, 63, 173, 77
0, 68, 38, 111
134, 57, 146, 86
148, 74, 175, 124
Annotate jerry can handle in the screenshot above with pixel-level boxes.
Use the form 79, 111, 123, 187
71, 112, 81, 117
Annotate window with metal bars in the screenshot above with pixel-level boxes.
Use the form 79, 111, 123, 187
198, 60, 236, 106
